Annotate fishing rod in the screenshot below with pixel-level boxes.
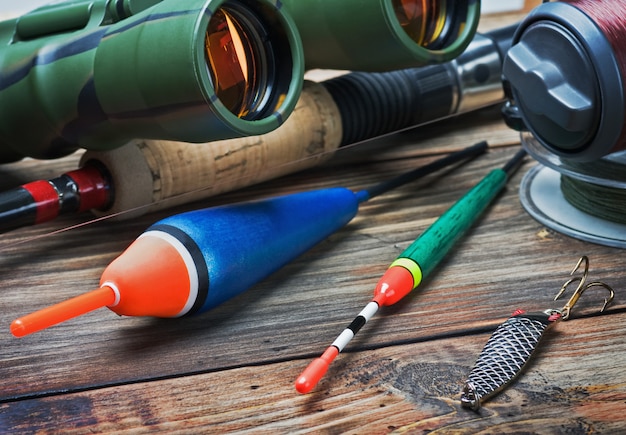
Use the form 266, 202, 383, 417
10, 142, 488, 337
0, 23, 518, 234
295, 148, 527, 394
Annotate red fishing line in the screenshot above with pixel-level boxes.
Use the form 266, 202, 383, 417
504, 0, 626, 159
567, 0, 626, 153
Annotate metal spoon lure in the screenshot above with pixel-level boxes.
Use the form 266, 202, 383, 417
460, 256, 615, 411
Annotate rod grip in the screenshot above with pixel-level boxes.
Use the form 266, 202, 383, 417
81, 81, 342, 218
324, 67, 457, 146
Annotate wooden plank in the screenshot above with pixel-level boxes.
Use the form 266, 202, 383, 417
7, 5, 624, 434
2, 109, 625, 401
2, 314, 625, 433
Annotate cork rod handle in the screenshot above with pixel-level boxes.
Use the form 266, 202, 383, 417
81, 81, 342, 218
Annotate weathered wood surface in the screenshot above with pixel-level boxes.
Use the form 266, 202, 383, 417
1, 102, 625, 433
2, 6, 626, 433
3, 313, 626, 433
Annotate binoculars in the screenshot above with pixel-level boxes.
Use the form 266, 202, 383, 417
0, 0, 304, 162
0, 0, 481, 163
283, 0, 481, 71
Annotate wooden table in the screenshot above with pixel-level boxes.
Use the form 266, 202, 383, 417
2, 11, 626, 435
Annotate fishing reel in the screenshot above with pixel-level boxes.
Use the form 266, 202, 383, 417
503, 1, 626, 248
0, 0, 304, 162
501, 0, 626, 162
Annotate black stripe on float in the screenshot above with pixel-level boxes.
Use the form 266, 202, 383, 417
347, 316, 367, 335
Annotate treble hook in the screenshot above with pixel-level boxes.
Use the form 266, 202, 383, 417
554, 256, 615, 320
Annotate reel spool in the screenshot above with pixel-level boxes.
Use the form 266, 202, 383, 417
501, 0, 626, 248
520, 132, 626, 249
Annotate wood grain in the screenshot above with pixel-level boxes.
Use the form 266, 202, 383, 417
2, 8, 626, 431
2, 315, 625, 433
1, 104, 625, 433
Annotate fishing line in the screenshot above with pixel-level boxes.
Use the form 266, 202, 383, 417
521, 138, 626, 249
560, 173, 626, 225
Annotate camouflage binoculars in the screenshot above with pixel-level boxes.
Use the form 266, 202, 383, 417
0, 0, 480, 163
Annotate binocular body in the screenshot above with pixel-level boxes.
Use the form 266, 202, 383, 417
282, 0, 481, 71
0, 0, 304, 162
0, 0, 484, 163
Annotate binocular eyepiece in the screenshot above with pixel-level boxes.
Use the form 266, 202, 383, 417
0, 0, 304, 162
282, 0, 481, 71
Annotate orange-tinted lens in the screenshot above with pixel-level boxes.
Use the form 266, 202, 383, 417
206, 8, 258, 118
392, 0, 448, 48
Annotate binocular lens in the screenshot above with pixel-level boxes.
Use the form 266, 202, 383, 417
392, 0, 451, 49
206, 6, 272, 120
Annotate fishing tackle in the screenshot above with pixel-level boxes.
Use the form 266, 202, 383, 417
10, 143, 487, 338
460, 256, 615, 411
295, 148, 526, 394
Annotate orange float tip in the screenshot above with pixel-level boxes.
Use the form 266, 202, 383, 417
97, 231, 196, 318
295, 358, 329, 394
295, 346, 339, 394
373, 265, 415, 306
10, 230, 198, 337
10, 286, 116, 338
